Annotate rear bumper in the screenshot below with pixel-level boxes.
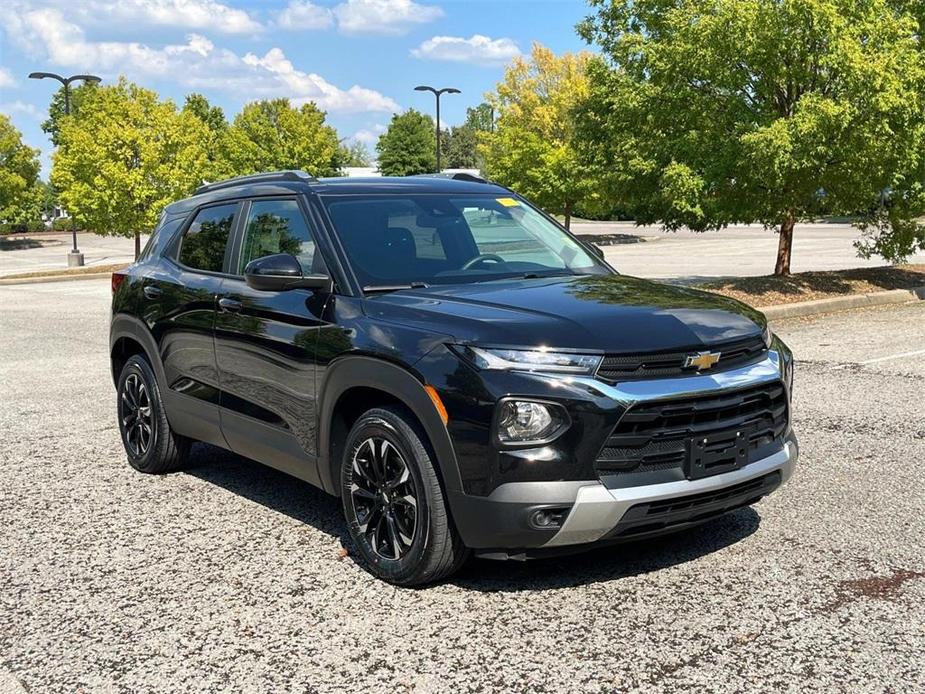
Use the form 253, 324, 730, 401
449, 432, 798, 553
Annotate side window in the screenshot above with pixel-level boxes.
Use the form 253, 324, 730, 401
239, 199, 319, 274
179, 204, 237, 273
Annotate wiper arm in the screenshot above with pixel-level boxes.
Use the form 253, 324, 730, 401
363, 281, 430, 294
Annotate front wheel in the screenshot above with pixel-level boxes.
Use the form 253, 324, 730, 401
341, 407, 468, 586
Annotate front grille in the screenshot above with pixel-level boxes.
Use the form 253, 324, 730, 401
607, 471, 782, 538
596, 336, 766, 382
595, 382, 789, 476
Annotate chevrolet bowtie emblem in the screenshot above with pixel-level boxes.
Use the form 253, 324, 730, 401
685, 351, 722, 370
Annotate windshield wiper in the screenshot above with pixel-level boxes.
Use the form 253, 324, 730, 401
363, 281, 430, 294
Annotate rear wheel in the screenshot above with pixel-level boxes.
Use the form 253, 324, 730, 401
117, 354, 189, 473
341, 407, 468, 586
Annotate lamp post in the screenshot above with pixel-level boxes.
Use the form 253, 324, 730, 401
414, 85, 460, 173
29, 71, 102, 267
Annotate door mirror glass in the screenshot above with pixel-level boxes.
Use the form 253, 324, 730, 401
244, 253, 331, 291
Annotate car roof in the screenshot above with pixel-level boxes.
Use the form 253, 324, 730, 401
163, 173, 510, 216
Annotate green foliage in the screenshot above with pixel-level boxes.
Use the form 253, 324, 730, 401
578, 0, 925, 273
465, 103, 495, 132
50, 77, 209, 246
52, 216, 81, 231
376, 109, 436, 176
0, 114, 42, 225
41, 82, 99, 147
480, 44, 604, 228
444, 125, 480, 169
341, 140, 372, 167
182, 93, 228, 181
221, 99, 344, 177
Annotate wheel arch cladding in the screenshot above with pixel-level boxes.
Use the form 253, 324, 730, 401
110, 314, 164, 388
318, 356, 463, 498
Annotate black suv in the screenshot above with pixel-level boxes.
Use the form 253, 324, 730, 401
110, 170, 798, 585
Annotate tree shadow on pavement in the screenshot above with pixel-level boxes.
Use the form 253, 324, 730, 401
185, 443, 762, 591
0, 237, 46, 251
451, 508, 761, 592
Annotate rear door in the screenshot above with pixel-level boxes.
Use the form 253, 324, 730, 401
213, 196, 332, 485
143, 201, 240, 447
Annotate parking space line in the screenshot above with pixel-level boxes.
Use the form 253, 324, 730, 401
859, 348, 925, 365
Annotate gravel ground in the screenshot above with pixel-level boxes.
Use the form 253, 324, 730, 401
0, 280, 923, 693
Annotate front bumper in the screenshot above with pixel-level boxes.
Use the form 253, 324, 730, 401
449, 432, 798, 555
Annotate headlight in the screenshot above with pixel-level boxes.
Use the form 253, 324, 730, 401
495, 399, 569, 445
761, 325, 773, 349
453, 345, 603, 375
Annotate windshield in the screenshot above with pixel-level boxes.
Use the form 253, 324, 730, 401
322, 194, 607, 289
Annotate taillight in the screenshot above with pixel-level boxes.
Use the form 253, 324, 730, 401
111, 272, 128, 294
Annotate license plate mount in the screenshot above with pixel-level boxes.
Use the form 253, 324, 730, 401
685, 428, 753, 480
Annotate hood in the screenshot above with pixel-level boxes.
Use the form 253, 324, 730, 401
364, 274, 766, 353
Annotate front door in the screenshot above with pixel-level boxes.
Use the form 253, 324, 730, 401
214, 197, 331, 485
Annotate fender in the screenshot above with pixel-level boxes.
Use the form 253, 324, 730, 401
109, 313, 166, 388
316, 355, 464, 497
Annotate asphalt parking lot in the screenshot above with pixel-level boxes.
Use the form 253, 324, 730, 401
0, 279, 923, 692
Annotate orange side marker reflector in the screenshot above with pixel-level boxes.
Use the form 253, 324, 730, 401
424, 385, 449, 426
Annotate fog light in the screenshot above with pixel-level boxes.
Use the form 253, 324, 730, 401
529, 507, 568, 529
496, 400, 568, 445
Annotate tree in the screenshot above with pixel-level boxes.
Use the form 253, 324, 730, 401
443, 126, 480, 169
182, 93, 229, 181
51, 78, 209, 257
341, 140, 372, 167
40, 82, 99, 147
479, 44, 603, 229
465, 103, 494, 132
578, 0, 925, 275
0, 115, 42, 225
376, 109, 436, 176
221, 99, 344, 177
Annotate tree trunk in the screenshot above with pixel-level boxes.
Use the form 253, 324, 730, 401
774, 213, 795, 276
134, 231, 141, 260
563, 203, 572, 231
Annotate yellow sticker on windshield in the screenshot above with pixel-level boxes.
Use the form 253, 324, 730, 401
496, 197, 520, 207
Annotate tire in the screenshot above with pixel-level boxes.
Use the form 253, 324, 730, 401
341, 407, 469, 586
116, 354, 190, 474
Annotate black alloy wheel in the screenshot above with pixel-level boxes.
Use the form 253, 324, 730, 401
350, 437, 419, 560
120, 372, 153, 457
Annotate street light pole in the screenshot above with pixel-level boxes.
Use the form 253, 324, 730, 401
29, 71, 102, 267
414, 85, 460, 173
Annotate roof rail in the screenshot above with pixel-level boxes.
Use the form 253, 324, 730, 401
414, 172, 490, 184
194, 170, 317, 196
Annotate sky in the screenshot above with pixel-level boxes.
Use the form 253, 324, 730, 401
0, 0, 593, 177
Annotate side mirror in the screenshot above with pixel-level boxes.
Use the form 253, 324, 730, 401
244, 253, 331, 292
587, 243, 605, 259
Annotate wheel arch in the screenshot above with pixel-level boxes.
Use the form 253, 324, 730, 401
110, 314, 165, 389
317, 356, 462, 498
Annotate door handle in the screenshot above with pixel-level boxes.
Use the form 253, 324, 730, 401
218, 297, 243, 313
143, 285, 162, 299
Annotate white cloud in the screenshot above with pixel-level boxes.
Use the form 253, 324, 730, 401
243, 48, 399, 112
20, 0, 262, 35
0, 100, 43, 120
333, 0, 443, 35
273, 1, 334, 30
0, 67, 16, 88
352, 123, 386, 144
411, 34, 520, 66
2, 8, 398, 114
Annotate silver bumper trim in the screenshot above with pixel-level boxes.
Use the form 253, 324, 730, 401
543, 437, 798, 547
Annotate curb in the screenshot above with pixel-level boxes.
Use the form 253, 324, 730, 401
762, 286, 925, 320
0, 272, 112, 286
